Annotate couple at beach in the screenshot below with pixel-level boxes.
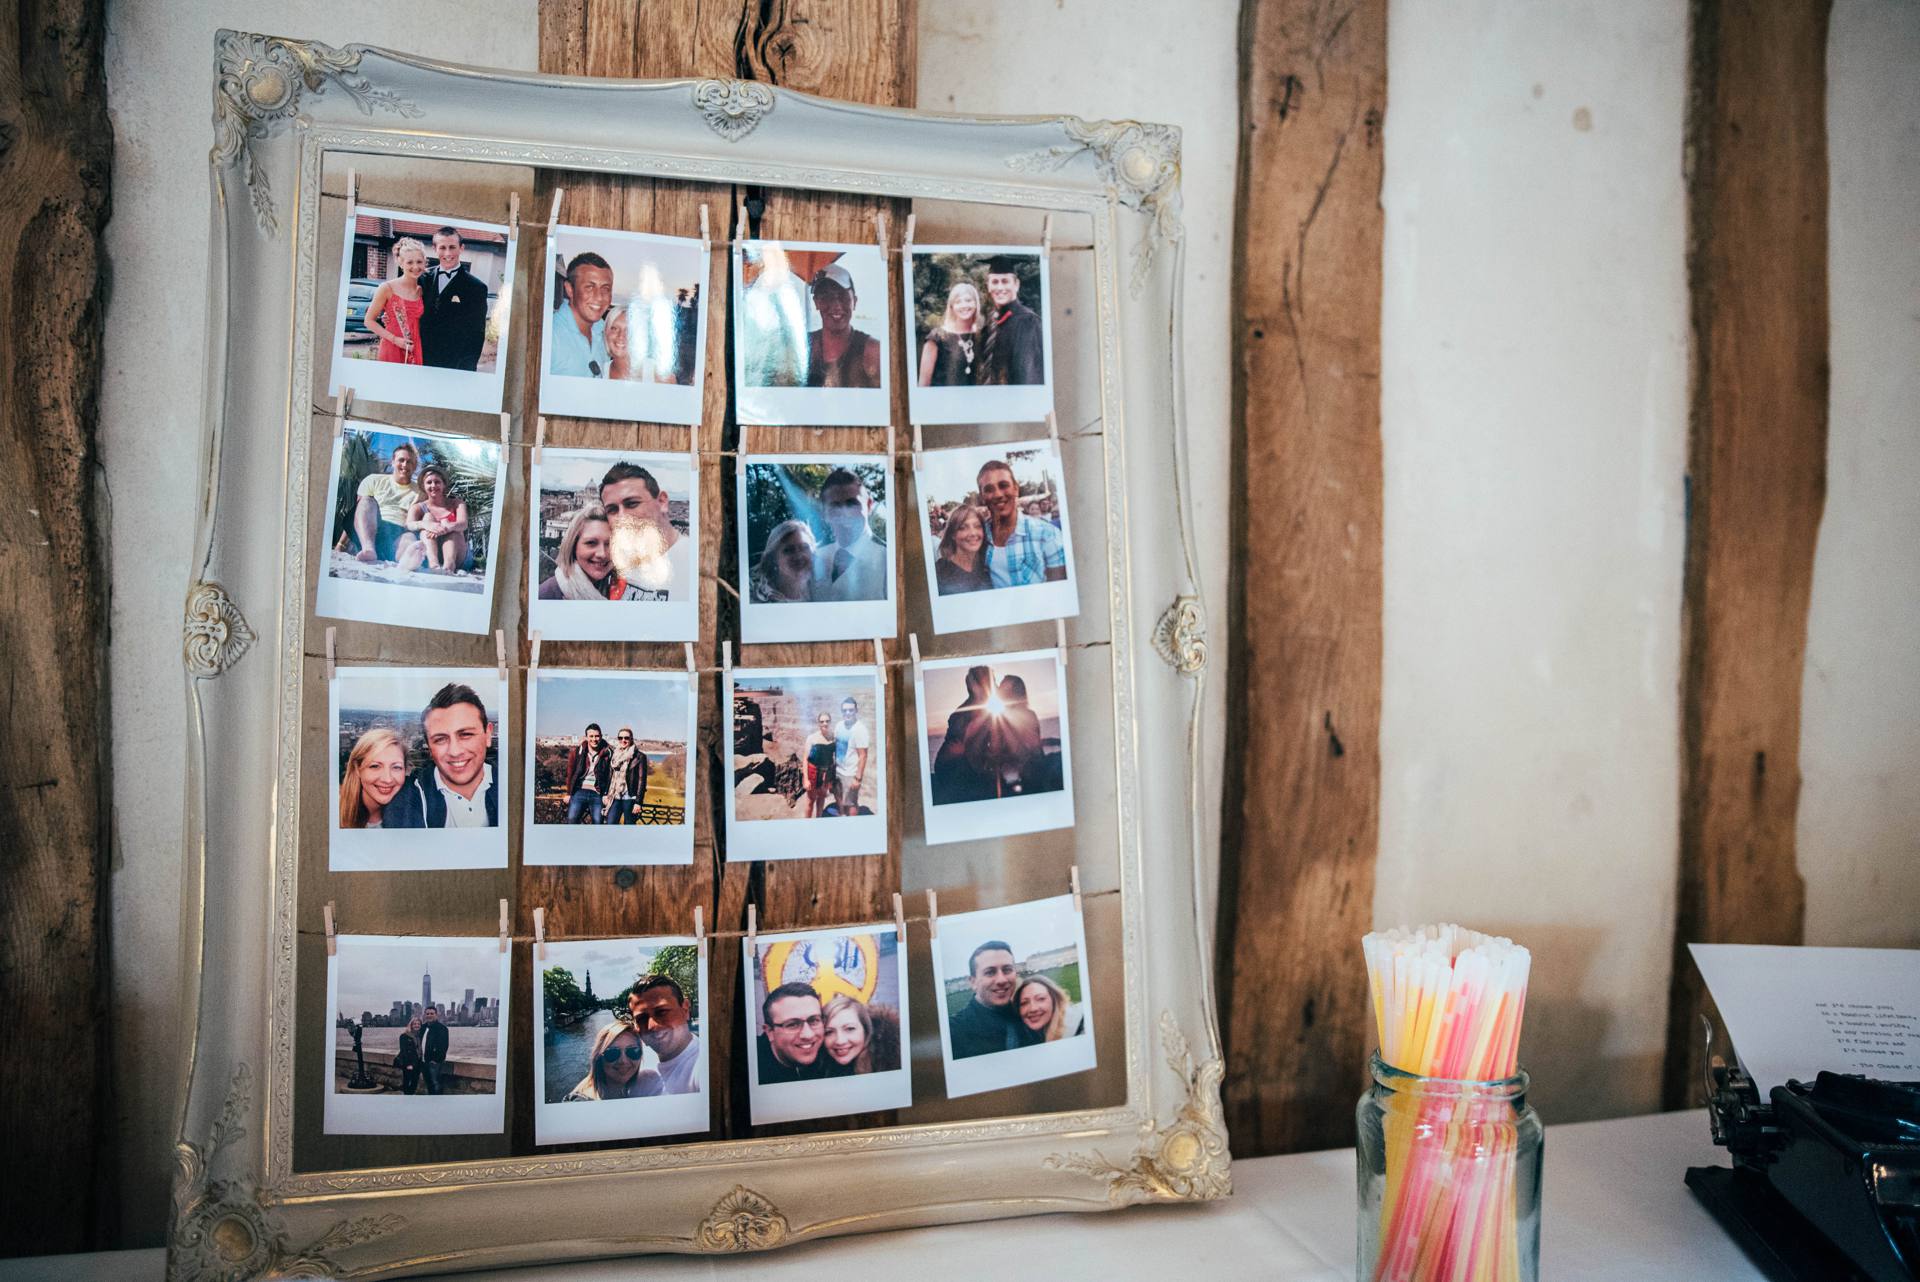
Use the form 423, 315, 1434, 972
342, 441, 477, 580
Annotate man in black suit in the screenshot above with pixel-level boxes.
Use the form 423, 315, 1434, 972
418, 226, 490, 371
979, 254, 1044, 386
419, 1003, 451, 1094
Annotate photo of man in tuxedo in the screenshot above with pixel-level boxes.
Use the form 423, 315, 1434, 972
419, 226, 489, 372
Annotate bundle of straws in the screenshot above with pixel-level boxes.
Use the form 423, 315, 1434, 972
1362, 924, 1533, 1282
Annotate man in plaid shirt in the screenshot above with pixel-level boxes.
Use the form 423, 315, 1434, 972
975, 458, 1067, 588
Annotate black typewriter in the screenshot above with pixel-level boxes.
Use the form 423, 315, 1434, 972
1688, 1029, 1920, 1282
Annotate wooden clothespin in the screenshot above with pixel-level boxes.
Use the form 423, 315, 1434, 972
689, 427, 699, 478
546, 187, 565, 232
495, 629, 509, 682
533, 906, 548, 960
735, 202, 749, 244
1069, 865, 1083, 914
902, 212, 917, 253
925, 889, 939, 939
1056, 619, 1068, 670
722, 639, 733, 678
1041, 212, 1054, 253
699, 203, 712, 256
509, 190, 521, 236
872, 209, 889, 255
324, 626, 337, 680
532, 416, 546, 465
499, 412, 512, 450
323, 901, 337, 956
529, 630, 543, 671
333, 388, 350, 436
892, 891, 907, 940
746, 902, 758, 959
346, 168, 357, 211
1046, 410, 1060, 446
682, 643, 698, 696
884, 424, 896, 475
873, 638, 888, 686
908, 632, 922, 682
498, 898, 512, 954
693, 905, 706, 962
911, 423, 925, 471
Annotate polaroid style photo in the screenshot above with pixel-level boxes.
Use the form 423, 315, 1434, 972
315, 420, 507, 636
733, 239, 891, 426
522, 668, 696, 866
533, 936, 709, 1145
527, 446, 699, 642
725, 664, 887, 860
915, 437, 1079, 633
915, 647, 1074, 845
538, 225, 709, 424
324, 934, 510, 1135
903, 245, 1052, 425
737, 453, 897, 643
932, 893, 1096, 1099
328, 205, 519, 415
329, 666, 509, 871
744, 923, 912, 1125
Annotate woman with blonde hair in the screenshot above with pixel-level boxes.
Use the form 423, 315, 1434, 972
564, 1019, 663, 1101
917, 279, 983, 387
933, 504, 990, 595
750, 519, 817, 603
821, 994, 901, 1075
365, 236, 429, 366
538, 503, 630, 601
339, 727, 407, 829
1014, 974, 1079, 1043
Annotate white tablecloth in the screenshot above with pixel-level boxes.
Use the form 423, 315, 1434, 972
2, 1110, 1764, 1280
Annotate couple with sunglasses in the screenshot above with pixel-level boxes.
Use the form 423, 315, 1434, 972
563, 974, 701, 1102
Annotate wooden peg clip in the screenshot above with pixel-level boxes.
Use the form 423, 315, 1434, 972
1070, 865, 1083, 914
546, 187, 565, 231
684, 642, 698, 694
735, 202, 749, 244
746, 902, 758, 958
499, 411, 512, 448
892, 891, 907, 940
872, 209, 889, 255
323, 901, 337, 956
529, 630, 543, 671
885, 423, 896, 470
508, 191, 521, 236
324, 626, 337, 680
1056, 619, 1068, 669
333, 388, 350, 436
495, 630, 509, 681
532, 416, 546, 465
699, 203, 712, 255
1047, 410, 1060, 446
911, 423, 925, 470
1041, 212, 1054, 253
925, 889, 939, 939
346, 168, 357, 211
902, 212, 917, 251
533, 906, 548, 960
499, 898, 511, 954
908, 632, 922, 680
722, 639, 733, 677
873, 638, 888, 686
693, 905, 706, 961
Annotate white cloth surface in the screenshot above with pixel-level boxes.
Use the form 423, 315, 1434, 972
0, 1111, 1765, 1281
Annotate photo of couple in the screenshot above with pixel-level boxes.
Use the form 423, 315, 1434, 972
745, 925, 912, 1125
538, 225, 708, 424
916, 438, 1080, 633
330, 667, 509, 871
329, 206, 518, 415
528, 447, 698, 642
533, 937, 708, 1144
733, 240, 891, 426
906, 246, 1053, 424
523, 669, 695, 866
916, 648, 1076, 845
738, 456, 897, 643
316, 422, 506, 635
933, 894, 1097, 1099
324, 934, 510, 1136
726, 667, 889, 861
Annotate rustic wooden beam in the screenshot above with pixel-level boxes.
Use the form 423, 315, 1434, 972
0, 0, 113, 1256
1663, 0, 1829, 1108
532, 0, 913, 1143
1217, 0, 1386, 1156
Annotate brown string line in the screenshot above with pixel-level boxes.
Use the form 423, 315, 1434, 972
308, 887, 1118, 944
308, 402, 1107, 451
320, 185, 1097, 252
306, 639, 1111, 671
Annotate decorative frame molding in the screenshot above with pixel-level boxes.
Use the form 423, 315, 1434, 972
178, 31, 1220, 1275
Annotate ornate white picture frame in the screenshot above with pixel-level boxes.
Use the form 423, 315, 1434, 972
175, 30, 1218, 1277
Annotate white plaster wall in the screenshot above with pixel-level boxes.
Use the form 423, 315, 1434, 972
1799, 0, 1920, 950
918, 1, 1241, 930
100, 1, 537, 1244
1373, 1, 1690, 1123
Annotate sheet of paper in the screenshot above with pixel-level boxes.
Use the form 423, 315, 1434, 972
1689, 943, 1920, 1093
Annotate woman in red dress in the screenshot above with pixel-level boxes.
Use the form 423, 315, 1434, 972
364, 236, 428, 365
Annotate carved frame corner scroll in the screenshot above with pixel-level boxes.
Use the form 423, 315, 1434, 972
1009, 117, 1183, 295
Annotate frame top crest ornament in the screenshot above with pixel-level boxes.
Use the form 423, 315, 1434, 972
692, 78, 776, 141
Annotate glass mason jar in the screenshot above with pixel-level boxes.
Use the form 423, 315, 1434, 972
1355, 1053, 1544, 1282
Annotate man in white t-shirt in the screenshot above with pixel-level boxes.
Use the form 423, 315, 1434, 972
599, 461, 691, 601
627, 975, 701, 1095
811, 468, 889, 603
833, 696, 871, 815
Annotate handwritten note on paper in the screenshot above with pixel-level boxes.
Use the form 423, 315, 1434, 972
1689, 944, 1920, 1093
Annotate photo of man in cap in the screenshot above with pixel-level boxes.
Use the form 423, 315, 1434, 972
804, 262, 882, 389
